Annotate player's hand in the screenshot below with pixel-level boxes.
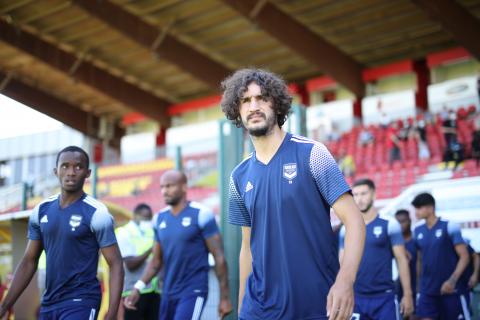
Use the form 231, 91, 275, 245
0, 309, 7, 320
124, 290, 140, 310
103, 310, 117, 320
0, 304, 9, 320
218, 297, 233, 319
400, 294, 413, 316
440, 278, 456, 294
326, 275, 354, 320
468, 274, 478, 289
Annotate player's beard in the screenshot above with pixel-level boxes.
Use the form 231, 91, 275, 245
360, 200, 374, 213
247, 112, 277, 137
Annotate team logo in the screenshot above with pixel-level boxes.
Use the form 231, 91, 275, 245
182, 217, 191, 227
435, 229, 443, 238
69, 215, 82, 231
283, 163, 297, 184
159, 221, 167, 229
373, 226, 383, 238
417, 233, 424, 240
40, 215, 48, 223
245, 181, 253, 192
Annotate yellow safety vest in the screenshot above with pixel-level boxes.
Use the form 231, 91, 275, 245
116, 221, 160, 296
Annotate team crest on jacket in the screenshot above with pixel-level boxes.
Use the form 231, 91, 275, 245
69, 215, 82, 231
182, 217, 191, 227
373, 226, 383, 238
283, 163, 297, 184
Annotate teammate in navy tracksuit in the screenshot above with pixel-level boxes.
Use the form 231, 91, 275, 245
394, 209, 417, 318
0, 146, 124, 320
340, 179, 413, 320
412, 192, 471, 320
457, 241, 479, 315
222, 68, 366, 320
125, 170, 232, 320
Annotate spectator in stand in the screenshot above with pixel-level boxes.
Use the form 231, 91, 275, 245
398, 119, 411, 141
442, 110, 458, 146
442, 111, 463, 170
328, 124, 342, 142
472, 111, 480, 168
380, 112, 390, 129
358, 126, 374, 146
411, 120, 430, 161
338, 150, 356, 178
387, 122, 402, 164
440, 105, 450, 122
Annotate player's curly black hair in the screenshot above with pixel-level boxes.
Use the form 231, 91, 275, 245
220, 68, 292, 128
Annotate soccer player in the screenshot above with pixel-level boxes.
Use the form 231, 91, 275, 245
116, 203, 160, 320
340, 179, 413, 319
412, 192, 470, 320
124, 170, 232, 320
221, 68, 366, 320
457, 239, 479, 315
394, 209, 417, 317
0, 146, 124, 320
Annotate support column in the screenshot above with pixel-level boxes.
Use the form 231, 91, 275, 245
218, 120, 244, 320
414, 59, 430, 111
11, 218, 39, 319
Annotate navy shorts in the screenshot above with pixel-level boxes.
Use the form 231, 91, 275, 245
416, 292, 471, 319
160, 293, 207, 320
39, 304, 99, 320
352, 292, 400, 320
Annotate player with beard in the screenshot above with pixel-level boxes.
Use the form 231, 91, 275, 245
0, 146, 124, 320
124, 170, 232, 320
340, 179, 413, 320
222, 68, 366, 320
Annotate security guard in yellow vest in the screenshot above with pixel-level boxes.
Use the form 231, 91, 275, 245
116, 203, 160, 320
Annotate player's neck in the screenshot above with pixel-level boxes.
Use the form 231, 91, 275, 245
362, 209, 377, 224
425, 214, 438, 228
170, 199, 188, 216
59, 190, 85, 209
402, 231, 412, 241
251, 127, 286, 164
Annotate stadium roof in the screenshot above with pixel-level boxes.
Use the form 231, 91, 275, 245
0, 0, 479, 146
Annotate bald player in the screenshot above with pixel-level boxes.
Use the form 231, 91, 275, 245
125, 170, 232, 320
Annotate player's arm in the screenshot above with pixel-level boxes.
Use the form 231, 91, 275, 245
101, 244, 124, 320
205, 233, 232, 319
328, 193, 365, 320
239, 226, 252, 314
124, 242, 163, 310
117, 228, 152, 272
441, 242, 469, 294
416, 250, 422, 293
124, 248, 153, 271
0, 240, 43, 316
469, 251, 479, 289
338, 225, 345, 263
392, 245, 413, 316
